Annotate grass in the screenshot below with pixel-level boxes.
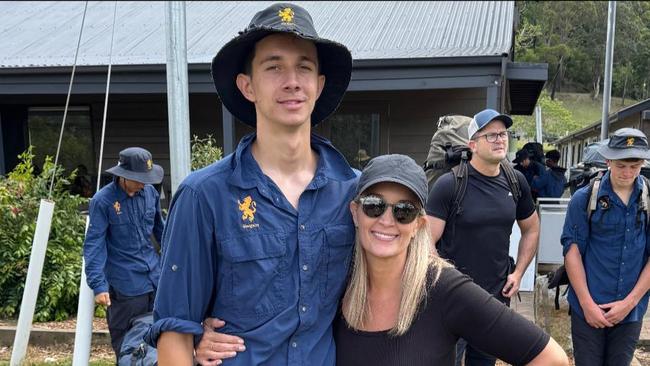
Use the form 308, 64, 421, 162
554, 92, 640, 126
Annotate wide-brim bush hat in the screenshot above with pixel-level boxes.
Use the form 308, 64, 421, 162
105, 147, 163, 185
211, 2, 352, 127
598, 128, 650, 160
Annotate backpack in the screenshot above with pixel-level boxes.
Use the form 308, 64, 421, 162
423, 114, 521, 202
548, 173, 650, 310
118, 313, 158, 366
423, 115, 474, 191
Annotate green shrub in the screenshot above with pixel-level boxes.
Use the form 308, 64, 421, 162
0, 148, 87, 321
191, 134, 223, 171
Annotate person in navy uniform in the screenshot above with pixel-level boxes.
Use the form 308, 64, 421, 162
148, 3, 357, 366
83, 147, 164, 359
562, 128, 650, 366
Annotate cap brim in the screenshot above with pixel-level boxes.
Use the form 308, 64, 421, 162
106, 164, 164, 184
211, 28, 352, 127
597, 146, 650, 161
490, 114, 513, 129
357, 176, 426, 208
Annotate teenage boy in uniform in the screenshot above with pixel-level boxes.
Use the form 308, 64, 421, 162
148, 3, 357, 366
562, 128, 650, 366
427, 109, 540, 366
84, 147, 164, 359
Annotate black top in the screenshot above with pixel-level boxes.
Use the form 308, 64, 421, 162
334, 267, 549, 366
425, 164, 535, 295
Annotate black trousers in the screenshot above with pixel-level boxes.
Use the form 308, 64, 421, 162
106, 287, 155, 360
571, 311, 642, 366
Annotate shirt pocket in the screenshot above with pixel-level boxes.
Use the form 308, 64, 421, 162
107, 205, 132, 243
221, 232, 289, 317
320, 224, 354, 307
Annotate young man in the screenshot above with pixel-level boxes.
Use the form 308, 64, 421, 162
426, 108, 540, 366
532, 149, 567, 198
83, 147, 165, 359
561, 128, 650, 366
147, 3, 356, 366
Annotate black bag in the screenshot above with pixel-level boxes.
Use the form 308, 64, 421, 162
118, 313, 158, 366
423, 115, 473, 192
547, 265, 569, 310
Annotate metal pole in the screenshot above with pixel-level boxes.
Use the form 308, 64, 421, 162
600, 1, 616, 141
535, 105, 543, 144
165, 1, 191, 196
72, 217, 95, 366
10, 199, 55, 366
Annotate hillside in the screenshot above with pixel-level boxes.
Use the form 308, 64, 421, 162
555, 92, 640, 127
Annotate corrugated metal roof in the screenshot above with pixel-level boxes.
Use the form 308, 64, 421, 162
0, 1, 514, 68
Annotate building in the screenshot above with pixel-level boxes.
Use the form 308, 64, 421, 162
554, 98, 650, 169
0, 1, 547, 201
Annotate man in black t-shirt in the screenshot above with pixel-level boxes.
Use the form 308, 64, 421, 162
426, 108, 540, 366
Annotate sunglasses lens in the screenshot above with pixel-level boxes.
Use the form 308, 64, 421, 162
393, 202, 419, 224
360, 196, 387, 218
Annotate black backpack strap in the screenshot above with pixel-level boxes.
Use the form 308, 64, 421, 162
500, 160, 521, 204
450, 151, 470, 218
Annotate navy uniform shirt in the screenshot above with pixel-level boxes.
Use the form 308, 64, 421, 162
148, 133, 358, 365
83, 181, 164, 296
561, 172, 650, 323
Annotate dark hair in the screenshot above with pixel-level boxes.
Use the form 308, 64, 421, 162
621, 158, 644, 163
545, 149, 561, 162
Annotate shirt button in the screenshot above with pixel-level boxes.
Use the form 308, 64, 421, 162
302, 264, 309, 271
300, 224, 306, 231
301, 305, 307, 312
171, 264, 178, 271
627, 229, 630, 232
291, 342, 298, 348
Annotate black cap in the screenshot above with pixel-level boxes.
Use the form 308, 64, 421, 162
513, 149, 530, 164
355, 154, 428, 208
105, 147, 163, 184
211, 3, 352, 127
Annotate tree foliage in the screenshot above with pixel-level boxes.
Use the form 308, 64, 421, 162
0, 148, 88, 321
512, 91, 582, 142
191, 134, 223, 171
516, 1, 650, 101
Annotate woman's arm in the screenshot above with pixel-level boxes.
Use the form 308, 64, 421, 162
157, 331, 194, 366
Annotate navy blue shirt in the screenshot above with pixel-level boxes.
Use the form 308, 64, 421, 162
532, 167, 567, 198
83, 181, 164, 296
561, 172, 650, 323
148, 133, 358, 365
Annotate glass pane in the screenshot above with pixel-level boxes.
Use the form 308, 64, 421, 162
28, 109, 95, 195
325, 113, 380, 170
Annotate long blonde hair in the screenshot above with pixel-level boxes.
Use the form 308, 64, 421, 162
342, 215, 451, 336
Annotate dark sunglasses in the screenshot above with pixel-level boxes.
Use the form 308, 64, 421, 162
357, 194, 421, 224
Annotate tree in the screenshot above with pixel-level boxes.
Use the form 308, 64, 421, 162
512, 92, 582, 143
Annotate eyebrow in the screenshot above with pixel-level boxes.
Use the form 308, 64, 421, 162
258, 54, 317, 65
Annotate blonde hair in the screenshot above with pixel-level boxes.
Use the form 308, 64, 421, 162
342, 216, 451, 336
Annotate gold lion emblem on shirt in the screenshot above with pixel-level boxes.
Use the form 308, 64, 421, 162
278, 7, 294, 23
238, 196, 257, 223
627, 137, 635, 146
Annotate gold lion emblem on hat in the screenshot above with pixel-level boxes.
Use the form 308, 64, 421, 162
147, 159, 153, 170
627, 137, 635, 147
278, 7, 294, 23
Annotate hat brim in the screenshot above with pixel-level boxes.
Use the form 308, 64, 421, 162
106, 164, 164, 184
211, 27, 352, 127
597, 146, 650, 161
489, 114, 513, 129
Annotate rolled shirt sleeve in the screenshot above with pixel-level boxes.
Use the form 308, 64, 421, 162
146, 184, 217, 347
83, 198, 110, 295
560, 187, 590, 256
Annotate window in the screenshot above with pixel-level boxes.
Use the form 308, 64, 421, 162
317, 113, 381, 170
27, 107, 95, 183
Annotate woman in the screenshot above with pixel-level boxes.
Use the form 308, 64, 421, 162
335, 154, 568, 365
